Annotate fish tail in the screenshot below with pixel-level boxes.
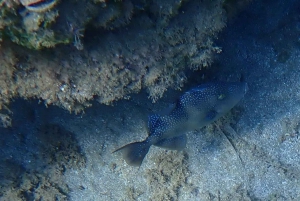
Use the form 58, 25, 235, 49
113, 141, 151, 167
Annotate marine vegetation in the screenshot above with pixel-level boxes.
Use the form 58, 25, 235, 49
114, 82, 248, 166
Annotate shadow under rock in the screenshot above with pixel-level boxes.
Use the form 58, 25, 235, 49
0, 99, 86, 200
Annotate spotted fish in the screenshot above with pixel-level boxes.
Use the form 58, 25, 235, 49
114, 82, 248, 166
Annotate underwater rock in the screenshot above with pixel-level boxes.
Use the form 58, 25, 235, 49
0, 0, 228, 127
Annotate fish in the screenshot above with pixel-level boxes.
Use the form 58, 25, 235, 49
114, 82, 248, 166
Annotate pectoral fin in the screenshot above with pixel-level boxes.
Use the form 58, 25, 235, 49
205, 110, 218, 121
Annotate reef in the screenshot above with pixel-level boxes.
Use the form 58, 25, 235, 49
0, 0, 226, 127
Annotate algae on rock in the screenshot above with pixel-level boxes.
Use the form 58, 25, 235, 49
0, 0, 227, 127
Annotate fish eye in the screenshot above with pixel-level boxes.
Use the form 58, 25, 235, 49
218, 94, 226, 100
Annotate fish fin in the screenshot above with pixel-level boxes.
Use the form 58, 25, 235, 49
113, 141, 150, 167
154, 135, 187, 151
148, 114, 161, 133
205, 110, 218, 121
